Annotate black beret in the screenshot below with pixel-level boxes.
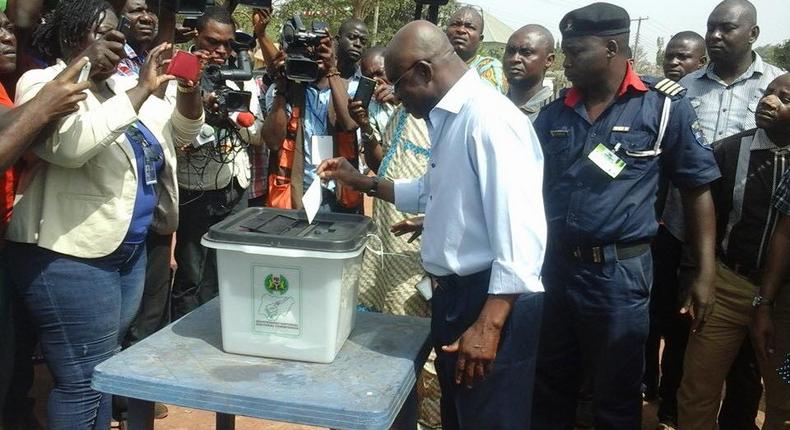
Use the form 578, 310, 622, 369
559, 2, 630, 38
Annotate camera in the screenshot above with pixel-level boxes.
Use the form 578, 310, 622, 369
280, 14, 329, 82
203, 31, 255, 126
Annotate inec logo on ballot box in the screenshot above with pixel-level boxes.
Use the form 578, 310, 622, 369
264, 274, 289, 295
253, 266, 302, 337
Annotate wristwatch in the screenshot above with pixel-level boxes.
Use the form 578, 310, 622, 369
365, 176, 380, 197
752, 295, 774, 308
361, 127, 376, 143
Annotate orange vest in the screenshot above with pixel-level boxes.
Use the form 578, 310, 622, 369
267, 86, 362, 211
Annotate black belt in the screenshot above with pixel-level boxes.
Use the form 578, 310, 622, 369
564, 241, 651, 264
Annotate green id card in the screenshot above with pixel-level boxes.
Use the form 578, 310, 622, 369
588, 143, 626, 178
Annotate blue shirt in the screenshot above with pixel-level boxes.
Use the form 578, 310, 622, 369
535, 67, 721, 244
394, 70, 547, 295
265, 80, 359, 190
124, 121, 164, 244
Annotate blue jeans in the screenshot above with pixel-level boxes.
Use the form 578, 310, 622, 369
432, 269, 543, 430
7, 242, 146, 430
532, 247, 651, 430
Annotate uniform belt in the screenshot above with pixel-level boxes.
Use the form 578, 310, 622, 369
564, 241, 650, 264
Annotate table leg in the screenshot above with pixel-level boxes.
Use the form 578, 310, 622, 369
126, 398, 154, 430
391, 386, 417, 430
216, 412, 236, 430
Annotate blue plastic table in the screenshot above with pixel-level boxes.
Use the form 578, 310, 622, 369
91, 299, 431, 430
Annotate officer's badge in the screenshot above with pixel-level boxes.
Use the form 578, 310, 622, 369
691, 119, 711, 150
563, 19, 574, 32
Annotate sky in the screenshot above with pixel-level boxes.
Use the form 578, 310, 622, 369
463, 0, 788, 64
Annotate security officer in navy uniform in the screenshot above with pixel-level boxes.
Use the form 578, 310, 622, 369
531, 3, 721, 429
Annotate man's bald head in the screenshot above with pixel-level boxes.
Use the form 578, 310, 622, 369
385, 20, 467, 119
712, 0, 757, 27
504, 24, 555, 89
706, 0, 759, 65
510, 24, 554, 54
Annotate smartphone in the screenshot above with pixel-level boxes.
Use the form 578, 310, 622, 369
77, 60, 91, 83
166, 51, 201, 82
117, 15, 132, 38
354, 76, 377, 108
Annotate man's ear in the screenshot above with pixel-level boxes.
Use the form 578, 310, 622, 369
750, 25, 760, 45
414, 60, 433, 85
480, 34, 485, 42
699, 55, 708, 68
545, 53, 556, 70
606, 39, 618, 58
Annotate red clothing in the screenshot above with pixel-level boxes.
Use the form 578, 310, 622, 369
0, 82, 17, 233
563, 62, 648, 107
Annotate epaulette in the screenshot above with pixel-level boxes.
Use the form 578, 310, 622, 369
653, 78, 686, 97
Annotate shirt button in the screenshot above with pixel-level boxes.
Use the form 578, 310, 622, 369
722, 108, 727, 112
719, 131, 724, 135
430, 195, 433, 200
431, 163, 436, 168
576, 181, 584, 187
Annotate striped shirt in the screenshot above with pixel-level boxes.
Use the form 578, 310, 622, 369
712, 128, 790, 281
663, 53, 784, 240
774, 168, 790, 216
679, 53, 785, 143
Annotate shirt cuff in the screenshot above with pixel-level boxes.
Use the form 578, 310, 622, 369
394, 178, 422, 214
488, 260, 545, 295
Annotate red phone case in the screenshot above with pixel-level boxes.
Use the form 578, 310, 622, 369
166, 51, 201, 83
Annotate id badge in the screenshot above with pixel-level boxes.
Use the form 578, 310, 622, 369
588, 143, 626, 178
142, 145, 159, 185
311, 135, 334, 165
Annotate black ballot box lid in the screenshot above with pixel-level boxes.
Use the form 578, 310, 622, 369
204, 207, 374, 253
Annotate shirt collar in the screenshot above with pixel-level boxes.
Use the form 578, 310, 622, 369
519, 85, 554, 114
750, 128, 789, 152
702, 51, 764, 84
432, 68, 477, 116
563, 62, 647, 107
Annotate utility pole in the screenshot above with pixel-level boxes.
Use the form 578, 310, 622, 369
373, 0, 380, 38
631, 16, 649, 69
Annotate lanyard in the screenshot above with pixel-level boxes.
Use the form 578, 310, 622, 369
125, 121, 162, 186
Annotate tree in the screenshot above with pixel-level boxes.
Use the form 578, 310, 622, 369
263, 0, 459, 46
757, 40, 790, 71
655, 36, 665, 68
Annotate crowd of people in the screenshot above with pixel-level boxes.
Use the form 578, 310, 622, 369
0, 0, 787, 429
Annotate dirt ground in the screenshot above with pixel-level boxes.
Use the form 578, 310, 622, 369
25, 361, 764, 430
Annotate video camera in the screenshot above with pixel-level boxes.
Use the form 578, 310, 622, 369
202, 31, 255, 127
280, 14, 329, 82
161, 0, 271, 15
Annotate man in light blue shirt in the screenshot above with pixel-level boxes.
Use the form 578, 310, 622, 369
318, 20, 547, 429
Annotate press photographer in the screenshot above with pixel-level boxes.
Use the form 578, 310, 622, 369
261, 13, 359, 212
170, 5, 266, 318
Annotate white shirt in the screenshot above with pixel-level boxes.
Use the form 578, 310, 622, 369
394, 70, 547, 295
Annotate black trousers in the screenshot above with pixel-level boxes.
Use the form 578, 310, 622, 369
432, 269, 543, 430
172, 180, 246, 319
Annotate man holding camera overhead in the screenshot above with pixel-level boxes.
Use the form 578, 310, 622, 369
170, 6, 266, 319
261, 14, 359, 212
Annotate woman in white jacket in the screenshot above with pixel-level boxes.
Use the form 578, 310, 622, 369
4, 1, 203, 428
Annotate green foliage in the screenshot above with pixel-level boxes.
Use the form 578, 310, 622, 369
264, 0, 459, 47
756, 40, 790, 71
